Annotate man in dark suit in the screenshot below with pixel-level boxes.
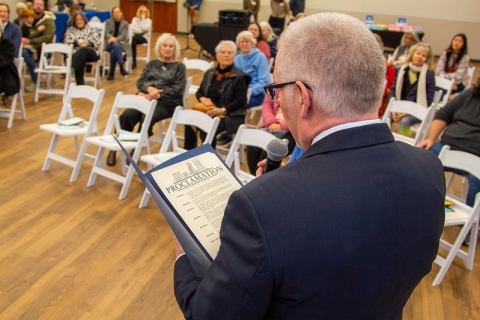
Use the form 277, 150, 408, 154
174, 12, 446, 319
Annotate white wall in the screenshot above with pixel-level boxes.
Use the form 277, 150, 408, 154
177, 0, 480, 60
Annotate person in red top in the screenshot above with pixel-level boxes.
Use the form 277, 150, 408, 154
373, 34, 395, 117
248, 22, 271, 59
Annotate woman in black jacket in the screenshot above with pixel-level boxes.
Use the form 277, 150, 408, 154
184, 40, 251, 149
0, 21, 20, 107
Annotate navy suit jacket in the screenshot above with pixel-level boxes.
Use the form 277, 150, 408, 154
174, 123, 446, 320
3, 21, 21, 57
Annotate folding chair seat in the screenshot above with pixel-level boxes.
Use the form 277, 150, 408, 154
84, 21, 106, 88
224, 124, 277, 183
34, 43, 73, 103
435, 76, 454, 108
139, 106, 221, 208
86, 93, 156, 200
0, 58, 26, 129
432, 145, 480, 286
381, 97, 437, 146
39, 84, 105, 182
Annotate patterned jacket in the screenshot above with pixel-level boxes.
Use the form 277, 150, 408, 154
64, 25, 101, 55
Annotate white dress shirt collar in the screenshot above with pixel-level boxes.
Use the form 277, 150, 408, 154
311, 119, 382, 146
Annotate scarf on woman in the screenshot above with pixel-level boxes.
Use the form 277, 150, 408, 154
395, 63, 428, 107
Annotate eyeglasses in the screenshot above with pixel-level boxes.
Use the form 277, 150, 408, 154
218, 50, 234, 55
264, 81, 313, 101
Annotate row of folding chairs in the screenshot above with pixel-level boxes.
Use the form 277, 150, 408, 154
39, 84, 277, 201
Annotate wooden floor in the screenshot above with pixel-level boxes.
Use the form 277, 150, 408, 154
0, 34, 479, 319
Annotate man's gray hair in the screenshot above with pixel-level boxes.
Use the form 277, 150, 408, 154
215, 40, 236, 54
276, 12, 386, 118
154, 33, 181, 60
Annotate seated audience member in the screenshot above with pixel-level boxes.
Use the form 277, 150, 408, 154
246, 95, 295, 173
389, 43, 435, 130
260, 21, 278, 61
373, 34, 395, 117
130, 5, 152, 69
234, 30, 269, 109
247, 22, 271, 59
64, 11, 100, 85
435, 33, 469, 94
13, 2, 27, 25
417, 78, 480, 217
20, 9, 41, 60
22, 0, 55, 92
389, 31, 419, 68
268, 0, 289, 32
106, 33, 186, 166
0, 3, 22, 57
183, 40, 251, 150
104, 6, 131, 80
0, 20, 20, 107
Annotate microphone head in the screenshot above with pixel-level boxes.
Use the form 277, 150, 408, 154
266, 138, 289, 161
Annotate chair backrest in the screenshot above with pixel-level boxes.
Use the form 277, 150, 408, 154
466, 66, 476, 89
225, 124, 277, 181
38, 43, 73, 69
435, 76, 454, 106
438, 146, 480, 182
159, 106, 221, 154
268, 57, 274, 70
183, 77, 193, 108
87, 21, 106, 53
14, 57, 24, 78
182, 57, 214, 72
381, 97, 437, 146
104, 93, 157, 137
58, 83, 105, 137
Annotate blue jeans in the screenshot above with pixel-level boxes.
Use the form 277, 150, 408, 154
106, 42, 124, 73
23, 48, 38, 82
248, 93, 265, 108
430, 142, 480, 207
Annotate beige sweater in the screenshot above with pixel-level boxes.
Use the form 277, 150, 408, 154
270, 0, 290, 18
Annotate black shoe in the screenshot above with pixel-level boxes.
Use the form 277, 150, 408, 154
107, 73, 114, 80
119, 64, 128, 76
217, 136, 232, 147
107, 151, 116, 166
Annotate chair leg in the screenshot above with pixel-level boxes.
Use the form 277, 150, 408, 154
139, 188, 150, 208
119, 165, 135, 200
34, 74, 41, 103
466, 220, 479, 270
7, 93, 18, 129
70, 140, 88, 182
87, 147, 105, 187
42, 134, 60, 171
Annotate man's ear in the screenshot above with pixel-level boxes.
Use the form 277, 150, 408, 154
296, 81, 312, 119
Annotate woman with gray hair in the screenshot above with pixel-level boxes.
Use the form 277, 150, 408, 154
260, 21, 279, 60
234, 30, 270, 109
184, 40, 251, 149
106, 33, 186, 166
390, 42, 436, 131
389, 30, 420, 68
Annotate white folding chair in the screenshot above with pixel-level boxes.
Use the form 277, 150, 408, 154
40, 84, 105, 182
465, 66, 476, 90
182, 57, 214, 96
432, 145, 480, 286
150, 77, 193, 144
34, 43, 73, 103
86, 93, 156, 200
381, 97, 436, 146
224, 124, 277, 183
84, 21, 106, 88
435, 76, 454, 108
139, 106, 221, 208
0, 58, 26, 129
132, 27, 152, 63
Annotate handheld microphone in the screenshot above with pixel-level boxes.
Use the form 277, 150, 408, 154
264, 138, 289, 173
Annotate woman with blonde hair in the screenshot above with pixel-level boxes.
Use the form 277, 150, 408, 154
130, 5, 152, 69
106, 33, 186, 166
390, 42, 436, 128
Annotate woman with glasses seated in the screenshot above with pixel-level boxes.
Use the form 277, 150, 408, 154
130, 5, 152, 69
183, 40, 251, 150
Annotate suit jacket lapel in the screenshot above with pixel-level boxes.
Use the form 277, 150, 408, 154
300, 123, 395, 159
